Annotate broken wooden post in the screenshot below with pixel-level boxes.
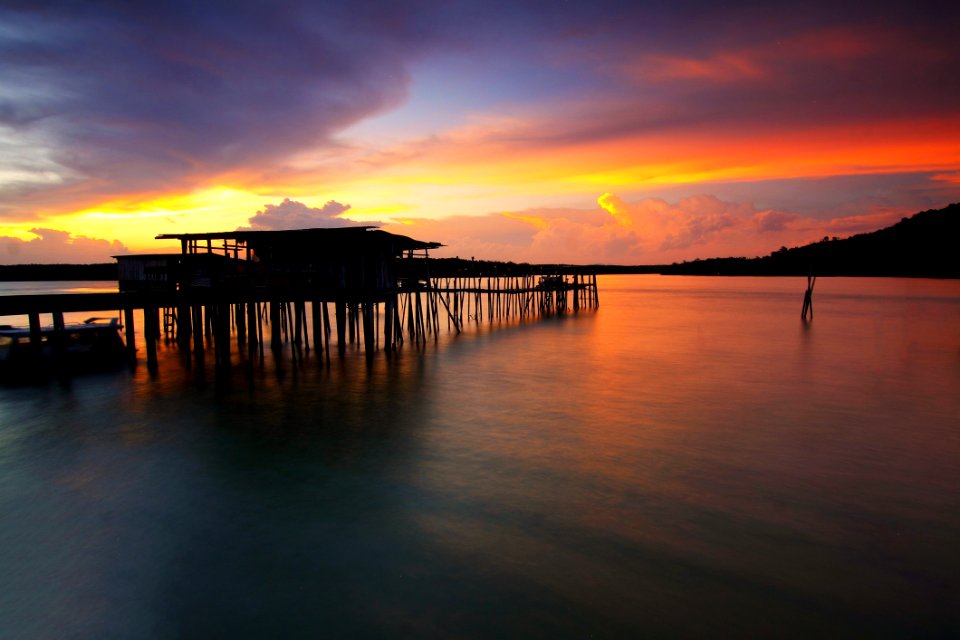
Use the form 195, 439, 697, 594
801, 274, 816, 321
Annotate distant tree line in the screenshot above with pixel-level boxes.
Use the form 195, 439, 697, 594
406, 258, 662, 278
0, 263, 118, 281
661, 203, 960, 278
1, 203, 956, 280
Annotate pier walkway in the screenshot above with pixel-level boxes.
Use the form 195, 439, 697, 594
0, 227, 598, 375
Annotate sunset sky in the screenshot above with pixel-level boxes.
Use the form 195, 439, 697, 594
2, 0, 959, 264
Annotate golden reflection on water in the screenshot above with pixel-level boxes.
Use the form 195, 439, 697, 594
1, 276, 959, 637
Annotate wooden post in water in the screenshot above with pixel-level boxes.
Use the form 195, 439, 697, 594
28, 312, 41, 353
124, 307, 137, 363
256, 302, 264, 359
51, 311, 65, 372
383, 295, 395, 353
246, 300, 258, 361
346, 304, 356, 344
293, 300, 304, 350
311, 299, 322, 354
236, 301, 246, 349
406, 293, 415, 341
322, 302, 332, 362
801, 274, 816, 321
282, 302, 292, 344
216, 303, 232, 368
144, 306, 158, 373
270, 300, 282, 352
362, 303, 375, 358
177, 301, 192, 349
192, 305, 204, 357
210, 304, 222, 366
335, 300, 347, 355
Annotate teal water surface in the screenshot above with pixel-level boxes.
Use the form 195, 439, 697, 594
0, 276, 958, 638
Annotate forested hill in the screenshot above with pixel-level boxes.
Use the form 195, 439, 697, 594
662, 203, 960, 277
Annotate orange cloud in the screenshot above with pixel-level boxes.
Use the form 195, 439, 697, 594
623, 26, 884, 85
327, 107, 960, 214
932, 171, 960, 185
387, 192, 943, 265
501, 211, 549, 230
632, 53, 765, 83
597, 193, 633, 228
0, 228, 129, 264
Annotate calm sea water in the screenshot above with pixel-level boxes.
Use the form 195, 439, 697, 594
1, 276, 958, 638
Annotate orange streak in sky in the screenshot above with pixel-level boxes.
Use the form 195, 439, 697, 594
15, 112, 960, 251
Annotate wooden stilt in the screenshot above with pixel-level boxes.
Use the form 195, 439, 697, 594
335, 300, 347, 355
384, 295, 395, 353
144, 306, 158, 373
322, 302, 331, 362
311, 299, 322, 354
270, 300, 282, 351
246, 300, 258, 351
362, 303, 375, 358
192, 306, 204, 356
236, 302, 246, 349
177, 302, 192, 348
256, 302, 264, 359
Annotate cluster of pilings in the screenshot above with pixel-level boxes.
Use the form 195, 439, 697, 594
1, 226, 603, 378
425, 273, 599, 333
135, 272, 599, 372
0, 279, 600, 381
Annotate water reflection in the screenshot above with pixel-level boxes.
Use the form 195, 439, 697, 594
1, 276, 958, 638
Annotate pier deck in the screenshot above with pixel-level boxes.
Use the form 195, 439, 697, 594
0, 227, 599, 376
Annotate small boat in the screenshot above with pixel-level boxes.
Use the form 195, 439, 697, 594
0, 317, 127, 382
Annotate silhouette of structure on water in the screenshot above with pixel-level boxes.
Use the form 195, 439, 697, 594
0, 227, 599, 376
801, 274, 815, 321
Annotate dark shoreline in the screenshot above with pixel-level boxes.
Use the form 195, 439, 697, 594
2, 261, 956, 281
0, 263, 118, 281
2, 202, 957, 281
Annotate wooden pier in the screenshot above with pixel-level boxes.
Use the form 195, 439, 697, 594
0, 227, 599, 375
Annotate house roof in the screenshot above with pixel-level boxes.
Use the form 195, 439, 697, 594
155, 227, 442, 252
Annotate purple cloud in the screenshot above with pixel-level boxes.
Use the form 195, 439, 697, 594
2, 0, 957, 228
754, 210, 800, 232
243, 198, 362, 230
0, 1, 436, 214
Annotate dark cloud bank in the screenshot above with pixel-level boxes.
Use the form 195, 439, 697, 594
4, 0, 957, 211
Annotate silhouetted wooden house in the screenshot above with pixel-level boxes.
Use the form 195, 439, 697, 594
154, 227, 441, 300
0, 225, 598, 377
115, 254, 181, 293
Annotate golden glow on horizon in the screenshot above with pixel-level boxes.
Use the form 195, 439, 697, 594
4, 114, 958, 254
333, 115, 960, 202
0, 226, 38, 241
